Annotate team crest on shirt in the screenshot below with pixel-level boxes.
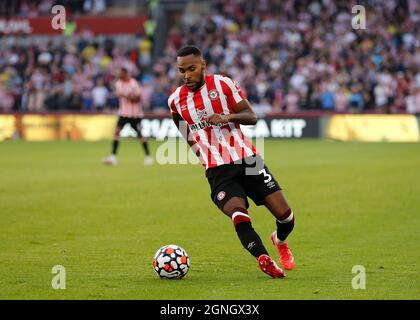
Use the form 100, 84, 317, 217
180, 104, 187, 111
208, 89, 219, 100
217, 191, 226, 201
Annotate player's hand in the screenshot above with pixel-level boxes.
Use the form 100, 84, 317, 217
208, 114, 230, 125
129, 95, 141, 103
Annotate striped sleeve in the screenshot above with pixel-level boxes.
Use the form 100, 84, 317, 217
115, 80, 122, 96
167, 89, 179, 115
219, 76, 246, 108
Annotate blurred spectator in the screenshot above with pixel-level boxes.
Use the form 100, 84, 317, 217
335, 87, 349, 113
140, 76, 154, 111
319, 90, 335, 111
150, 82, 169, 112
406, 87, 420, 114
27, 67, 48, 111
348, 85, 365, 113
0, 83, 15, 111
83, 0, 107, 15
91, 78, 109, 111
284, 90, 300, 113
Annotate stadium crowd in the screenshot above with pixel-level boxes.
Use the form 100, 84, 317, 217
160, 0, 420, 114
0, 0, 107, 17
0, 0, 419, 114
0, 34, 155, 112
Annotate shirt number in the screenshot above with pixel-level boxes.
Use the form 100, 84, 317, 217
258, 169, 272, 183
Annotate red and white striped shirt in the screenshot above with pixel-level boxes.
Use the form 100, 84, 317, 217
168, 74, 257, 169
115, 78, 144, 118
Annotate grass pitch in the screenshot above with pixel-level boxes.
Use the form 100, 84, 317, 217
0, 139, 419, 299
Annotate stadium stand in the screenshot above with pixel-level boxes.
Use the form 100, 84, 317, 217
159, 0, 420, 115
0, 0, 419, 114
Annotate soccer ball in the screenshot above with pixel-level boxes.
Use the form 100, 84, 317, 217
153, 244, 190, 279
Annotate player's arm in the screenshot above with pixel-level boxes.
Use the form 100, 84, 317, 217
118, 81, 141, 102
114, 83, 129, 99
117, 92, 135, 100
172, 113, 200, 156
129, 81, 142, 103
209, 99, 257, 125
207, 77, 257, 126
114, 81, 140, 101
208, 99, 257, 125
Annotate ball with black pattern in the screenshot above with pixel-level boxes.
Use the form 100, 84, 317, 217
153, 244, 190, 279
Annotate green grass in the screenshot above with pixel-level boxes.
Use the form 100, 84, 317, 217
0, 139, 419, 299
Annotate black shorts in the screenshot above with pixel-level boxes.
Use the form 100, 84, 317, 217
205, 155, 282, 210
117, 116, 143, 132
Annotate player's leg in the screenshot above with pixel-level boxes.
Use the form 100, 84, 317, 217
112, 125, 122, 155
206, 164, 284, 277
243, 156, 295, 270
221, 196, 285, 278
222, 197, 285, 278
103, 117, 124, 165
221, 196, 268, 259
131, 118, 153, 165
263, 189, 296, 270
264, 190, 294, 243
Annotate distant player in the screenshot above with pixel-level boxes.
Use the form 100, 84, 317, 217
103, 67, 153, 166
168, 46, 295, 278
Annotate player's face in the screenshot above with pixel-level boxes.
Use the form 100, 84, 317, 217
177, 54, 206, 91
119, 69, 128, 80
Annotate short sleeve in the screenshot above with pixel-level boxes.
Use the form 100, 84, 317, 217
167, 91, 179, 116
220, 76, 246, 108
114, 81, 122, 96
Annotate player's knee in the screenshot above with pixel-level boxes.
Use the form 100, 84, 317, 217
229, 207, 251, 228
222, 197, 246, 217
277, 208, 294, 224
